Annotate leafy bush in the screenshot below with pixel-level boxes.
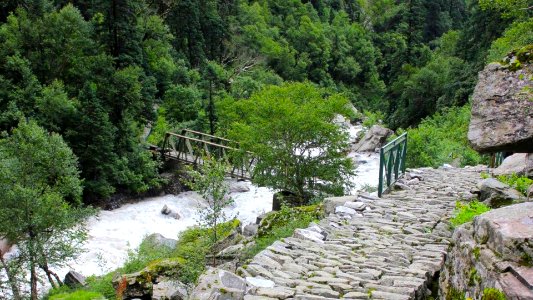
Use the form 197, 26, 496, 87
362, 110, 386, 128
450, 201, 491, 227
482, 288, 507, 300
497, 173, 533, 196
486, 19, 533, 63
403, 105, 486, 168
85, 273, 116, 300
49, 290, 105, 300
244, 204, 323, 259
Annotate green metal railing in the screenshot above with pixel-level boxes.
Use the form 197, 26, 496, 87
378, 132, 407, 197
491, 152, 504, 168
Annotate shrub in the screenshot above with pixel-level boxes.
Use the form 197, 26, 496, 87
482, 288, 507, 300
450, 201, 491, 227
497, 173, 533, 196
244, 204, 323, 259
49, 290, 105, 300
362, 110, 386, 128
403, 105, 486, 168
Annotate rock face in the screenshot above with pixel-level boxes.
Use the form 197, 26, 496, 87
440, 202, 533, 300
468, 60, 533, 153
353, 125, 393, 152
478, 178, 524, 208
493, 153, 533, 178
189, 268, 246, 300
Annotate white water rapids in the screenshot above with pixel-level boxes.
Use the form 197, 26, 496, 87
1, 121, 381, 294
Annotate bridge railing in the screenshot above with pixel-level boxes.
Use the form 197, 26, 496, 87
378, 132, 407, 197
161, 131, 255, 179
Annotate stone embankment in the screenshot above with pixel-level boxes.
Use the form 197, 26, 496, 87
234, 166, 482, 300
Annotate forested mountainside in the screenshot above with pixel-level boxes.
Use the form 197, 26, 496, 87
0, 0, 530, 202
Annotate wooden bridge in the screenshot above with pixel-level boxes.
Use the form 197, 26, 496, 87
159, 129, 255, 180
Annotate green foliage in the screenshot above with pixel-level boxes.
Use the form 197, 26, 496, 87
221, 82, 355, 200
487, 19, 533, 62
404, 105, 485, 168
49, 290, 104, 300
482, 288, 507, 300
362, 110, 385, 128
245, 204, 323, 259
120, 236, 175, 274
0, 121, 95, 298
85, 273, 115, 300
450, 201, 491, 227
497, 174, 533, 196
187, 156, 234, 262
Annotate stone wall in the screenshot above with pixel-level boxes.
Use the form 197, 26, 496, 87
439, 202, 533, 299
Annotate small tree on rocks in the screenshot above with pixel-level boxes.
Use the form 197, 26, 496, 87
187, 156, 234, 266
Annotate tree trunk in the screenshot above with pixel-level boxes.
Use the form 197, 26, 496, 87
0, 249, 21, 300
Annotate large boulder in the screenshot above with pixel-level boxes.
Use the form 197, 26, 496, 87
144, 233, 178, 250
63, 270, 86, 287
478, 178, 524, 208
353, 125, 393, 152
493, 153, 533, 178
468, 51, 533, 153
152, 280, 188, 300
440, 202, 533, 299
189, 268, 246, 300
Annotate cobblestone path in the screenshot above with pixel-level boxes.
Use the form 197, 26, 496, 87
240, 166, 483, 300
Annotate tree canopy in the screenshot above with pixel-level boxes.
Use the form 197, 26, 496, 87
220, 82, 355, 200
0, 121, 94, 299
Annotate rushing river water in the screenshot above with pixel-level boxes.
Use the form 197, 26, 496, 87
1, 122, 381, 295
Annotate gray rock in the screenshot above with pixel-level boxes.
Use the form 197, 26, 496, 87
64, 270, 86, 287
152, 280, 188, 300
293, 228, 325, 244
161, 204, 171, 215
493, 153, 533, 178
344, 201, 366, 211
230, 181, 251, 193
468, 61, 533, 152
161, 205, 181, 219
323, 195, 356, 214
190, 268, 246, 300
144, 233, 178, 249
335, 206, 357, 215
245, 277, 275, 288
353, 125, 394, 152
474, 202, 533, 263
216, 244, 244, 259
478, 178, 523, 208
244, 224, 259, 237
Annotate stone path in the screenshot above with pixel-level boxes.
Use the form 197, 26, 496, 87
239, 166, 483, 300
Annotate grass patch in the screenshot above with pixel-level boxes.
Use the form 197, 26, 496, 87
497, 173, 532, 196
244, 204, 323, 259
48, 290, 105, 300
450, 201, 491, 227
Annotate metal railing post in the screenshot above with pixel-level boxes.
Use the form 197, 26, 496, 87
378, 132, 407, 197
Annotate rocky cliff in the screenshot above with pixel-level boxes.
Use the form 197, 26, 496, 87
468, 47, 533, 153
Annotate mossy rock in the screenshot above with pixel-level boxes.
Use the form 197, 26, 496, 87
258, 204, 324, 237
501, 45, 533, 71
113, 258, 185, 298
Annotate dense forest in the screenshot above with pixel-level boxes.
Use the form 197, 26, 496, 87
0, 0, 531, 203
